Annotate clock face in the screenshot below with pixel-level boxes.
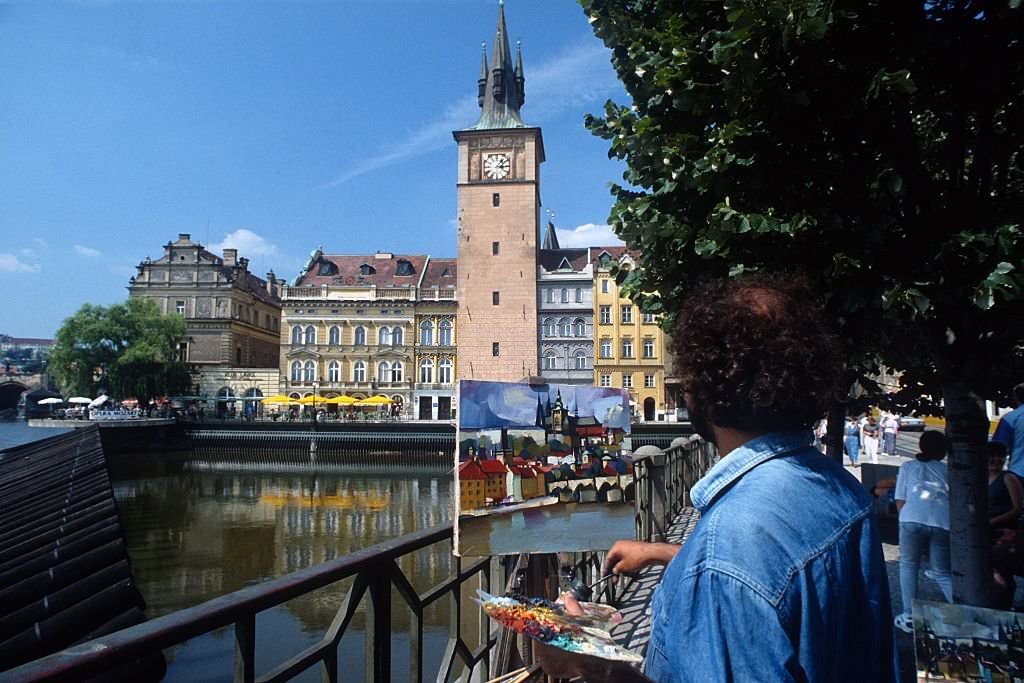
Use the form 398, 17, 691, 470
483, 153, 511, 180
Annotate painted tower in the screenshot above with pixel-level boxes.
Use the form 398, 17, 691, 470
454, 2, 544, 381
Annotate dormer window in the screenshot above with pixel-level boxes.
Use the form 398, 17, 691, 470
440, 266, 452, 277
360, 263, 376, 276
395, 259, 415, 276
317, 260, 337, 276
598, 252, 612, 266
558, 257, 572, 271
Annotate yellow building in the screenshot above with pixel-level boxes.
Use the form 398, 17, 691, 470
591, 248, 667, 422
279, 250, 456, 419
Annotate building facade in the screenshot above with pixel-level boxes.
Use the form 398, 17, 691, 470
537, 225, 593, 384
279, 250, 457, 419
454, 4, 542, 382
591, 248, 668, 422
128, 233, 283, 408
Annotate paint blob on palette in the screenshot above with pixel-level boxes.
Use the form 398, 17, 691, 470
475, 590, 642, 663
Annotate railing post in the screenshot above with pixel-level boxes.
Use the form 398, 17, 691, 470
234, 614, 256, 683
633, 445, 667, 542
365, 565, 392, 681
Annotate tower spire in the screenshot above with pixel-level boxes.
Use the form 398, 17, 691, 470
466, 1, 526, 130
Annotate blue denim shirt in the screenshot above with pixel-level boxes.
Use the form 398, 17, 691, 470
644, 432, 897, 682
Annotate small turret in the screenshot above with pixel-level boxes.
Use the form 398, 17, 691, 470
477, 43, 488, 106
515, 40, 525, 104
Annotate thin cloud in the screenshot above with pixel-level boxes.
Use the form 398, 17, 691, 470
556, 223, 624, 248
318, 39, 618, 188
74, 244, 102, 258
211, 229, 280, 258
0, 253, 40, 273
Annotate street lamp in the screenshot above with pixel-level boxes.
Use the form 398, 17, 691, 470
312, 380, 319, 425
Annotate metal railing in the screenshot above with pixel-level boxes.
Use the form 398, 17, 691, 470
7, 438, 717, 682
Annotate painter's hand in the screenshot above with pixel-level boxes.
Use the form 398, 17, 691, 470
602, 540, 679, 576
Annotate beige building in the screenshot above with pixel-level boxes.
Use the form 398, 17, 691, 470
279, 250, 456, 419
128, 233, 283, 411
591, 248, 669, 422
454, 4, 542, 381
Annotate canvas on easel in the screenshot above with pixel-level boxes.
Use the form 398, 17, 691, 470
454, 379, 634, 557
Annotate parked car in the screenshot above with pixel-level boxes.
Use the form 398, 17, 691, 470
898, 414, 926, 431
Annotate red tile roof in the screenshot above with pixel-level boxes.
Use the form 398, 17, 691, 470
478, 459, 508, 475
419, 257, 457, 289
296, 253, 429, 288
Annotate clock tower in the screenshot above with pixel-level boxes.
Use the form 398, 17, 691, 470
454, 1, 544, 381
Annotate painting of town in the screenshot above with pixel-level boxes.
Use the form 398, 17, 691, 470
454, 379, 636, 557
914, 599, 1024, 681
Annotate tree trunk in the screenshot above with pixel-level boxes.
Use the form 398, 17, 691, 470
827, 403, 845, 467
943, 378, 993, 607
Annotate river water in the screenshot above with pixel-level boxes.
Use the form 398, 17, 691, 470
1, 422, 458, 681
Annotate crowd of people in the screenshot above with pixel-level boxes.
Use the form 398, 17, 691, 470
816, 411, 902, 466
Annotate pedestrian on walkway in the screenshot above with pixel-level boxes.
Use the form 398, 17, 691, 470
988, 441, 1023, 530
994, 383, 1024, 478
881, 412, 900, 457
536, 274, 896, 682
893, 430, 953, 634
844, 416, 861, 467
863, 415, 881, 463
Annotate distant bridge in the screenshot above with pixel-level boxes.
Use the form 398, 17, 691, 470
0, 373, 45, 412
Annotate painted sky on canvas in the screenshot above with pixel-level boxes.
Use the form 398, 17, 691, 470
458, 379, 630, 432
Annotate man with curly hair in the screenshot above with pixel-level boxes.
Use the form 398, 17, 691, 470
538, 275, 897, 682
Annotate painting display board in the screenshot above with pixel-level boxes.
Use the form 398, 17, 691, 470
913, 599, 1024, 680
455, 379, 634, 557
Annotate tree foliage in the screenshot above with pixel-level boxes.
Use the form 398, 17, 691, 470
581, 0, 1024, 605
49, 298, 191, 405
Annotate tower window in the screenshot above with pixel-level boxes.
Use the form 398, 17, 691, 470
492, 193, 500, 207
492, 342, 500, 357
492, 291, 500, 305
492, 241, 500, 255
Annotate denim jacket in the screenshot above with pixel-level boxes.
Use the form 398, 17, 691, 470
644, 432, 897, 682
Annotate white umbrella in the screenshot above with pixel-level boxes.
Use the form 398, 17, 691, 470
68, 397, 92, 404
89, 395, 109, 408
37, 397, 64, 405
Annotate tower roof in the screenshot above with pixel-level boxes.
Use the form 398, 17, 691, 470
541, 220, 560, 250
465, 2, 527, 130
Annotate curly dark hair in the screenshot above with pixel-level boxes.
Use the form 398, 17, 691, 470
672, 273, 842, 433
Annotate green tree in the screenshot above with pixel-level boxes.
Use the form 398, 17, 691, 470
581, 0, 1024, 605
49, 298, 192, 407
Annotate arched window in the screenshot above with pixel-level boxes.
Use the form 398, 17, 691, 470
291, 325, 302, 345
391, 361, 403, 383
560, 288, 569, 303
573, 319, 586, 337
420, 320, 433, 346
558, 318, 571, 337
291, 360, 302, 382
353, 360, 366, 382
303, 360, 316, 382
543, 352, 557, 370
354, 326, 366, 346
574, 352, 587, 370
328, 361, 340, 382
438, 320, 452, 346
328, 326, 340, 345
543, 318, 556, 337
304, 325, 316, 345
419, 359, 433, 383
438, 358, 453, 384
377, 361, 390, 383
378, 327, 391, 346
392, 326, 403, 346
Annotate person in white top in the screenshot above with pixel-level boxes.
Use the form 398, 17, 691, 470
893, 430, 952, 633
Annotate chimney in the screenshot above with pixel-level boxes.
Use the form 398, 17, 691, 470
178, 233, 191, 243
374, 251, 393, 260
223, 249, 237, 266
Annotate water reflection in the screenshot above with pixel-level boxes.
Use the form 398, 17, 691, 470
110, 455, 455, 680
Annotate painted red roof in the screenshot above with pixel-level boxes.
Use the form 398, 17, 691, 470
478, 459, 508, 475
459, 460, 487, 480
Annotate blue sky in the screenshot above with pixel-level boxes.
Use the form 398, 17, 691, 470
0, 0, 627, 338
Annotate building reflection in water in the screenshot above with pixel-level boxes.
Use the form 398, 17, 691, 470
111, 455, 455, 680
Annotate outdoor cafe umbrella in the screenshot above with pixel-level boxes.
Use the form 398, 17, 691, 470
355, 395, 393, 406
89, 395, 109, 409
296, 395, 320, 405
324, 395, 357, 406
37, 397, 64, 405
68, 397, 92, 405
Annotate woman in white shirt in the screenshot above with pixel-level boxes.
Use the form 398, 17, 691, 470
893, 430, 952, 633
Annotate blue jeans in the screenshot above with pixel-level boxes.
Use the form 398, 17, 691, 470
844, 436, 860, 464
899, 522, 952, 614
883, 432, 896, 455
